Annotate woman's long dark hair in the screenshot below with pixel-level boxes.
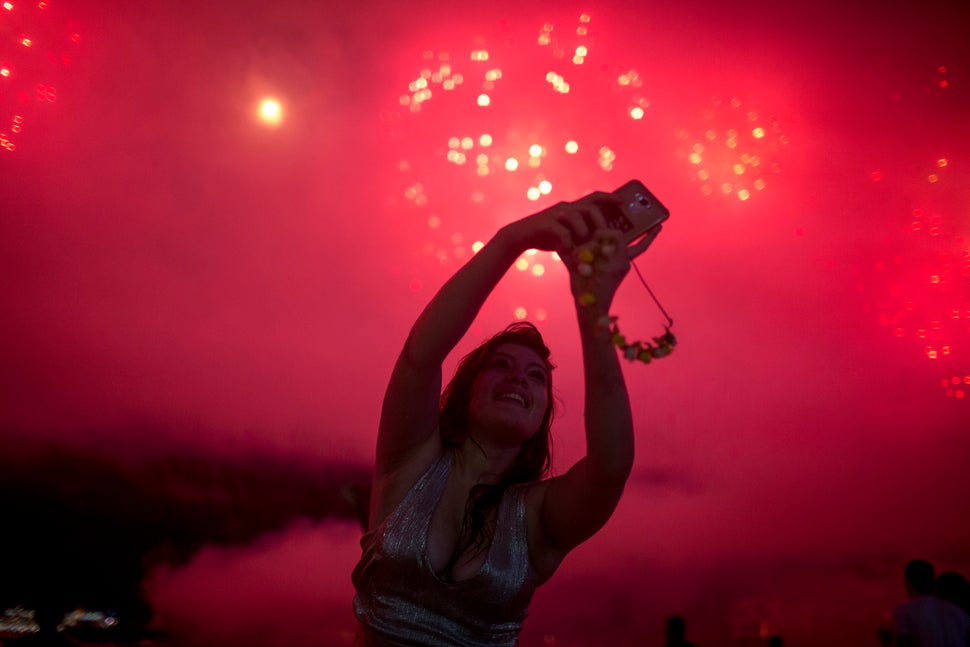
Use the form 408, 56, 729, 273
438, 321, 555, 579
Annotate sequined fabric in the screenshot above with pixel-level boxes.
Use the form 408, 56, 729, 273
352, 450, 536, 647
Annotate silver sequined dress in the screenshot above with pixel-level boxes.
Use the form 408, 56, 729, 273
352, 450, 537, 646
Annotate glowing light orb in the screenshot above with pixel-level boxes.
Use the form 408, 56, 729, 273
257, 97, 283, 127
545, 71, 570, 94
598, 146, 616, 171
935, 66, 950, 89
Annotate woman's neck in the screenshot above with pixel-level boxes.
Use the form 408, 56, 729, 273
453, 435, 520, 485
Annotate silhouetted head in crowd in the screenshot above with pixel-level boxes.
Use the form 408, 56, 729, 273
904, 559, 936, 597
664, 615, 697, 646
936, 570, 970, 614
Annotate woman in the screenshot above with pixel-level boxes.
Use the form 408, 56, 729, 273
352, 196, 660, 646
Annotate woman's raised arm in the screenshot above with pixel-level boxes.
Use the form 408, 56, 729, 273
538, 212, 661, 556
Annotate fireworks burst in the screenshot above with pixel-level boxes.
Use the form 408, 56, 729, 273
0, 0, 80, 151
675, 95, 788, 202
379, 13, 666, 322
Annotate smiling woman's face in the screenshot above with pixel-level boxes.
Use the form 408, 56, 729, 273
466, 343, 551, 447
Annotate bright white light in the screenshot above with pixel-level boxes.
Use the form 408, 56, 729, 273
257, 98, 283, 127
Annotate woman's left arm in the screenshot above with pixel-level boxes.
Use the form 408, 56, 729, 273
539, 209, 660, 555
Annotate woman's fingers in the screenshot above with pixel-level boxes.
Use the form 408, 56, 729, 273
538, 198, 661, 259
549, 220, 578, 254
554, 206, 593, 245
627, 224, 662, 260
520, 203, 577, 254
565, 196, 617, 243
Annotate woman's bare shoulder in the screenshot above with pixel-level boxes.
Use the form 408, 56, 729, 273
368, 436, 445, 531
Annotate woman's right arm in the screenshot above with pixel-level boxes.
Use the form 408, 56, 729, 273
374, 229, 522, 475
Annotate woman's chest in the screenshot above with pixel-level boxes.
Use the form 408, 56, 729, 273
427, 480, 490, 581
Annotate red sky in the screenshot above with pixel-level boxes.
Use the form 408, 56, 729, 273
2, 0, 968, 645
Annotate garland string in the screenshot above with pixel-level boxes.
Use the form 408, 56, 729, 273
575, 242, 677, 364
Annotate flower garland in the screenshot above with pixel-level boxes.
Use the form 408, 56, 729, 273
575, 241, 677, 364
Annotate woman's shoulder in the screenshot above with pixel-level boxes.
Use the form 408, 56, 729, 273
368, 437, 448, 530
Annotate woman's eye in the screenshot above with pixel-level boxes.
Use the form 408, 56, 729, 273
529, 371, 547, 384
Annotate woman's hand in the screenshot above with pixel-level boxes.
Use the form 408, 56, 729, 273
499, 200, 601, 257
501, 193, 660, 311
561, 201, 661, 312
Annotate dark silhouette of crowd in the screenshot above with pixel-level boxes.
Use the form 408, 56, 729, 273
878, 559, 970, 647
656, 558, 969, 647
663, 615, 697, 647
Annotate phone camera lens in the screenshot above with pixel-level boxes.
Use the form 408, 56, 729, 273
637, 195, 651, 207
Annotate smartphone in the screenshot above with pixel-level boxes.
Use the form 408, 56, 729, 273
573, 179, 670, 245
